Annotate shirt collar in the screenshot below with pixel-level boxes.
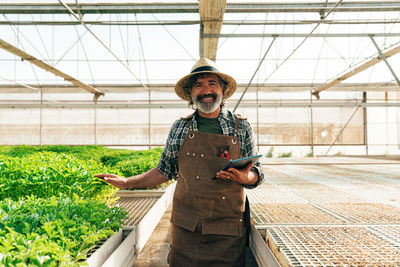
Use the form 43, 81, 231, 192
218, 108, 229, 121
190, 108, 229, 122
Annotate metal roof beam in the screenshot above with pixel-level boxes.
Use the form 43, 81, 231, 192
199, 0, 226, 60
312, 44, 400, 98
1, 101, 400, 109
2, 2, 400, 14
225, 2, 400, 13
370, 36, 400, 87
3, 19, 400, 26
204, 33, 400, 38
0, 83, 399, 94
0, 38, 104, 99
0, 3, 199, 14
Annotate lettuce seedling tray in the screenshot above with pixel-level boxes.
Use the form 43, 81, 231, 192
85, 182, 176, 267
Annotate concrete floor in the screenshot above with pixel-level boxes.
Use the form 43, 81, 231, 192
250, 156, 400, 266
132, 156, 400, 266
133, 204, 259, 267
133, 205, 171, 267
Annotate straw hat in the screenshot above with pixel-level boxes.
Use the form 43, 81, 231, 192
175, 57, 237, 102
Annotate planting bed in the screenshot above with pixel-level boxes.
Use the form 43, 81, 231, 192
251, 203, 345, 225
0, 145, 169, 266
248, 157, 400, 266
87, 182, 176, 267
266, 226, 400, 266
116, 197, 160, 227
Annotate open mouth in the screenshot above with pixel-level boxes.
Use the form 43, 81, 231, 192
197, 94, 217, 103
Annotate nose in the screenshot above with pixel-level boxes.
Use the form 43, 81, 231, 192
200, 84, 214, 94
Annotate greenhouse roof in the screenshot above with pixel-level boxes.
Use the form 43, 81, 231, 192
1, 1, 400, 100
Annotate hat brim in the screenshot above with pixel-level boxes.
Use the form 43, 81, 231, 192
174, 71, 237, 102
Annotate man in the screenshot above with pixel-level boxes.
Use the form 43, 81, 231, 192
96, 58, 264, 266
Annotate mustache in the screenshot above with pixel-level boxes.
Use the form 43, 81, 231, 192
197, 94, 217, 101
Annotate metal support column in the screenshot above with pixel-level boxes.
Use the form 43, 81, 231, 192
256, 87, 260, 152
94, 101, 98, 145
325, 106, 361, 155
40, 88, 43, 146
148, 88, 151, 149
199, 23, 204, 58
363, 92, 368, 156
310, 93, 314, 157
369, 36, 400, 87
233, 37, 276, 112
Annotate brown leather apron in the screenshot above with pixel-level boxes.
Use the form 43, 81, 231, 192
168, 116, 247, 267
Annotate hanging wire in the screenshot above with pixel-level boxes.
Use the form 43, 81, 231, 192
126, 13, 129, 63
311, 9, 333, 87
3, 14, 47, 61
117, 14, 129, 62
262, 0, 344, 85
129, 16, 140, 64
73, 23, 95, 85
255, 12, 269, 152
325, 105, 361, 155
218, 13, 251, 50
275, 12, 287, 70
33, 14, 51, 63
58, 0, 150, 90
134, 13, 152, 148
4, 14, 42, 88
54, 18, 97, 66
0, 76, 40, 91
324, 38, 352, 68
311, 38, 326, 87
233, 37, 276, 113
348, 12, 372, 68
257, 13, 269, 85
151, 14, 195, 60
309, 29, 328, 153
382, 11, 398, 50
4, 14, 44, 145
136, 14, 150, 85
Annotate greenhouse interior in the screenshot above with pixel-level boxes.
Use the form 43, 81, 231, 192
0, 0, 399, 266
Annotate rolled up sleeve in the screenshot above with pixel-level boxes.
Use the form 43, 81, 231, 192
240, 120, 264, 189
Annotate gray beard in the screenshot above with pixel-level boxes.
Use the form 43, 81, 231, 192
192, 94, 223, 114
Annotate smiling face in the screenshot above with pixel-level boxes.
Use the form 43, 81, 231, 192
190, 73, 224, 118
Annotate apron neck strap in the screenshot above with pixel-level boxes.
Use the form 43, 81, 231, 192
233, 115, 240, 137
188, 120, 198, 133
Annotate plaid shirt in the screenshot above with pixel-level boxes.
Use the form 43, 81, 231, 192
157, 109, 264, 189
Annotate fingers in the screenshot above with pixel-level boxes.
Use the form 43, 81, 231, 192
244, 162, 254, 171
216, 163, 253, 183
94, 173, 126, 189
95, 173, 118, 179
216, 169, 235, 180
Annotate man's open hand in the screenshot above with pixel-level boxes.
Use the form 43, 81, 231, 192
95, 173, 128, 189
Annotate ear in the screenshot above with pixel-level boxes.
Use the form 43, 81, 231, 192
184, 86, 192, 99
223, 86, 228, 98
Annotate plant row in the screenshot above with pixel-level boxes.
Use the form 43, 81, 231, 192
0, 145, 170, 266
0, 194, 126, 266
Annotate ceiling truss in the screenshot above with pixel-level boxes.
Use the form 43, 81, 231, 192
1, 1, 400, 100
0, 83, 398, 94
0, 38, 104, 99
2, 2, 400, 14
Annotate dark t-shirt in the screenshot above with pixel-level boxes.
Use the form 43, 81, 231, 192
195, 113, 223, 135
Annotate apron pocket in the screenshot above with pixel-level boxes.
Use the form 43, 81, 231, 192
171, 209, 198, 232
193, 197, 214, 218
202, 219, 244, 236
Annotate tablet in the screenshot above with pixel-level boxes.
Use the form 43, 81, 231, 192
220, 154, 262, 172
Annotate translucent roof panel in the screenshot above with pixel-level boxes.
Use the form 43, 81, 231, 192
1, 1, 400, 92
